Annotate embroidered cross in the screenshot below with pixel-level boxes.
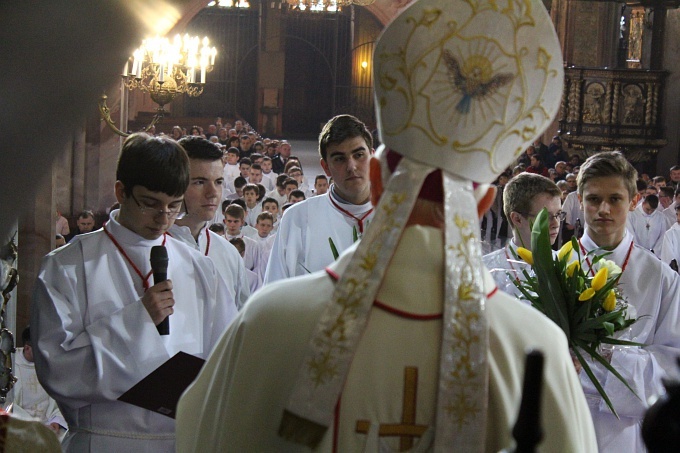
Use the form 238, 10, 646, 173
356, 367, 428, 451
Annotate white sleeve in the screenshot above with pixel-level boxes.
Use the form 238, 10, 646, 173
236, 256, 251, 310
652, 226, 665, 258
31, 255, 172, 408
660, 231, 675, 266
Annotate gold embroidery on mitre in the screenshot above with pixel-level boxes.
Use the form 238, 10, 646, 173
306, 191, 409, 387
376, 0, 558, 175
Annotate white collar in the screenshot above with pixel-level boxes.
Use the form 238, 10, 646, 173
107, 210, 166, 248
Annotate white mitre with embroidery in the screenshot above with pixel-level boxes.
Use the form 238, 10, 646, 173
279, 0, 564, 451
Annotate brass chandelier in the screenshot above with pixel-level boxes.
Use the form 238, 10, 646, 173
99, 34, 217, 137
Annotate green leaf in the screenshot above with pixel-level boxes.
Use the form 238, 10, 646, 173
570, 345, 620, 418
599, 337, 644, 347
530, 209, 571, 338
328, 237, 339, 260
603, 321, 614, 336
578, 341, 641, 406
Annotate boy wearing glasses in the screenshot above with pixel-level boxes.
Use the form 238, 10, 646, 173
483, 173, 563, 297
31, 133, 237, 452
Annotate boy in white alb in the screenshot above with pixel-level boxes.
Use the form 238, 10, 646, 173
32, 133, 237, 452
252, 212, 276, 265
242, 183, 262, 227
661, 204, 680, 269
576, 151, 680, 452
483, 173, 563, 297
261, 197, 280, 232
168, 136, 250, 309
627, 194, 669, 258
224, 204, 266, 278
260, 156, 276, 190
264, 115, 375, 284
222, 147, 241, 197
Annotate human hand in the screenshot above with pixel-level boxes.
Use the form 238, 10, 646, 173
48, 422, 61, 434
141, 280, 174, 325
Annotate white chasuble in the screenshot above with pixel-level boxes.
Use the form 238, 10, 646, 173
176, 226, 596, 452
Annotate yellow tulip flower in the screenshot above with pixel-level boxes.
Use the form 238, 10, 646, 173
516, 247, 533, 265
558, 241, 573, 261
579, 288, 596, 302
591, 267, 608, 291
566, 260, 580, 277
603, 290, 617, 312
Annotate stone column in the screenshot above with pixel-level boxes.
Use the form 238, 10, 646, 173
257, 3, 286, 136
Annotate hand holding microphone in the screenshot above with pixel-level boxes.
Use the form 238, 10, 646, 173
142, 245, 172, 335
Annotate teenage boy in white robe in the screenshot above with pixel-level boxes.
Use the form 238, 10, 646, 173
242, 183, 262, 227
31, 133, 237, 452
221, 147, 241, 196
224, 204, 266, 279
261, 197, 280, 232
576, 151, 680, 452
483, 173, 563, 297
264, 114, 375, 284
627, 194, 669, 258
168, 136, 250, 309
660, 204, 680, 270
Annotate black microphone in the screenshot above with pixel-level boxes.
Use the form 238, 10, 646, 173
150, 245, 170, 335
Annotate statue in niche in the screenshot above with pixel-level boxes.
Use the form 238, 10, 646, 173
583, 82, 605, 124
622, 84, 644, 125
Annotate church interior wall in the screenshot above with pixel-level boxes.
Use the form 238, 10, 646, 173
658, 8, 680, 175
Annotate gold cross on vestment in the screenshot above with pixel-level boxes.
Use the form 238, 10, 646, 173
355, 367, 428, 451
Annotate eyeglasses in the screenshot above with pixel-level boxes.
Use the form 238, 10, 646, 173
519, 211, 567, 222
130, 193, 183, 219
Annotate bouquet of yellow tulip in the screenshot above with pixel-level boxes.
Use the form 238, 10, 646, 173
511, 208, 641, 417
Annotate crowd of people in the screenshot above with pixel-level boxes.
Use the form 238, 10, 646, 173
482, 135, 680, 267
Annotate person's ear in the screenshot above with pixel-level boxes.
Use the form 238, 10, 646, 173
320, 158, 331, 177
369, 157, 384, 207
509, 211, 524, 229
477, 186, 496, 219
114, 181, 126, 204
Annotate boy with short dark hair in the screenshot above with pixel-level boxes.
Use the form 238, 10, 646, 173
313, 174, 329, 196
262, 197, 280, 232
242, 184, 262, 226
224, 204, 265, 281
627, 193, 668, 257
32, 133, 236, 451
288, 189, 306, 204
